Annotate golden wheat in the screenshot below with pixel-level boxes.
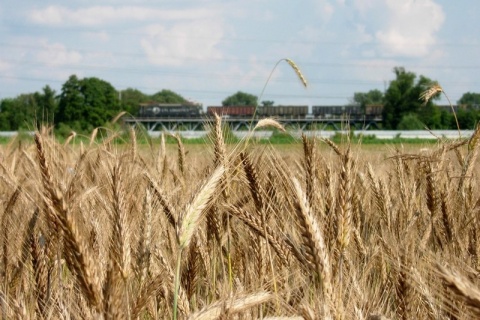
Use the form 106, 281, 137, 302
0, 125, 477, 318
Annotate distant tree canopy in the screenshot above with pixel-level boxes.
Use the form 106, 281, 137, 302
397, 113, 425, 130
458, 92, 480, 108
0, 74, 193, 133
150, 89, 187, 104
0, 85, 57, 131
261, 100, 275, 107
382, 67, 441, 129
352, 89, 384, 110
453, 92, 480, 129
56, 75, 120, 132
222, 91, 258, 106
119, 88, 149, 115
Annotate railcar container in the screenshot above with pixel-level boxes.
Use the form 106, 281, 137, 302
257, 105, 308, 117
207, 106, 255, 117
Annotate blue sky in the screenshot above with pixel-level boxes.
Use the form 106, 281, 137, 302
0, 0, 478, 107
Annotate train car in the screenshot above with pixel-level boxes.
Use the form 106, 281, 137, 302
207, 106, 255, 117
257, 105, 308, 117
313, 106, 343, 119
365, 104, 384, 119
345, 106, 363, 118
139, 103, 202, 118
313, 105, 364, 119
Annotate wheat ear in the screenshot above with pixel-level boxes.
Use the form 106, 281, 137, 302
254, 118, 286, 132
302, 134, 317, 206
63, 131, 76, 146
111, 111, 127, 124
285, 58, 308, 88
226, 204, 291, 265
174, 166, 224, 320
171, 133, 185, 176
436, 263, 480, 316
177, 166, 225, 250
35, 132, 102, 312
291, 178, 332, 302
128, 126, 137, 161
420, 83, 460, 137
89, 128, 99, 146
188, 291, 273, 320
459, 123, 480, 191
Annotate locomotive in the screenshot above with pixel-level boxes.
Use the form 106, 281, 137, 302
138, 102, 202, 118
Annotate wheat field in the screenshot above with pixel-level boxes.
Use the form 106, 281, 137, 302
0, 120, 480, 319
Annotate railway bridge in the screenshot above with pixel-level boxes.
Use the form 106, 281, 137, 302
123, 116, 382, 132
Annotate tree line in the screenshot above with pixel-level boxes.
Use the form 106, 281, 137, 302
1, 68, 479, 133
354, 67, 480, 130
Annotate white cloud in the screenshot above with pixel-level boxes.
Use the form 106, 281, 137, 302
345, 0, 445, 57
36, 41, 82, 67
140, 20, 225, 66
351, 0, 376, 15
83, 31, 110, 42
314, 0, 335, 22
375, 0, 445, 57
28, 5, 220, 26
0, 59, 12, 72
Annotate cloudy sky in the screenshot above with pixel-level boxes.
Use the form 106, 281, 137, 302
0, 0, 478, 107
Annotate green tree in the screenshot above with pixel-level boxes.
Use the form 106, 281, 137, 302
261, 100, 275, 106
397, 113, 425, 130
222, 91, 258, 106
455, 108, 479, 129
417, 101, 443, 129
352, 89, 384, 110
0, 87, 58, 130
0, 98, 16, 130
120, 88, 149, 115
440, 109, 454, 128
151, 89, 187, 103
0, 94, 39, 130
56, 75, 120, 132
458, 92, 480, 109
382, 67, 439, 129
57, 75, 84, 127
34, 85, 57, 125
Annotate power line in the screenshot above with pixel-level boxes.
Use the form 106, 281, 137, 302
4, 23, 480, 48
1, 42, 480, 70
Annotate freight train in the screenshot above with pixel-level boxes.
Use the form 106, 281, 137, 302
137, 102, 384, 119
